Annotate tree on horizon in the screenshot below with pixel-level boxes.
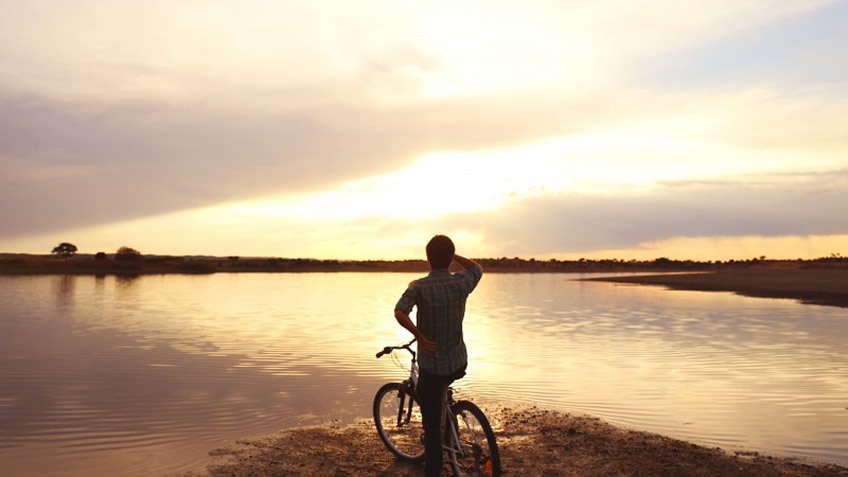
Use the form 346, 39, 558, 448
51, 242, 78, 259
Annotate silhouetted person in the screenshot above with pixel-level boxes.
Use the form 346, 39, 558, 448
393, 235, 483, 476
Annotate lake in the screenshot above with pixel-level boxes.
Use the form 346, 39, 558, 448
0, 272, 846, 476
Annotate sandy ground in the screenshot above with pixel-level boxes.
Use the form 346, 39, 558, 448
182, 406, 847, 477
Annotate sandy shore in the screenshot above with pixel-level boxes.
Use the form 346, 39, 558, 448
582, 268, 848, 308
183, 406, 847, 476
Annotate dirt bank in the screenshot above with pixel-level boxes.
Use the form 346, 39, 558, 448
183, 406, 847, 477
582, 268, 848, 308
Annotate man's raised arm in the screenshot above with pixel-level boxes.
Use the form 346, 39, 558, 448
453, 254, 481, 271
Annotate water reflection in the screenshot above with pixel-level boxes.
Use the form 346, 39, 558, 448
52, 275, 76, 311
0, 273, 845, 477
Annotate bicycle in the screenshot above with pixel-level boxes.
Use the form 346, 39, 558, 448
373, 339, 501, 477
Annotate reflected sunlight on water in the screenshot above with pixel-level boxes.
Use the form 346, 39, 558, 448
0, 273, 846, 476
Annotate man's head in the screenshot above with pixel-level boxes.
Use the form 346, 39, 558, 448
426, 235, 455, 269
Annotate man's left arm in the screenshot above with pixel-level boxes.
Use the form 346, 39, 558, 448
394, 309, 437, 352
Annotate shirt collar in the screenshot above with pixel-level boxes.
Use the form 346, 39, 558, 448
428, 268, 451, 277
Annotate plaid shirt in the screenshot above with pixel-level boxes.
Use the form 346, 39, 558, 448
394, 265, 483, 375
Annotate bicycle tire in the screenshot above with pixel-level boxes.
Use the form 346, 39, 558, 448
450, 400, 501, 477
373, 382, 426, 462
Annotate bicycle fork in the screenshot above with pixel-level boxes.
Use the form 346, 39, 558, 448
396, 381, 416, 427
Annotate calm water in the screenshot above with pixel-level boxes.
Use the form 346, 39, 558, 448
0, 273, 846, 476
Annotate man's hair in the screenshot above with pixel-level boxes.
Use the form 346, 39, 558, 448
426, 235, 455, 269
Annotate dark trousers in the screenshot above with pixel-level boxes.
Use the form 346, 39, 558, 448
417, 366, 466, 477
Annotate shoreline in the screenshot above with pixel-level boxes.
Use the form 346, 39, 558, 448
4, 256, 846, 309
0, 255, 711, 275
8, 253, 841, 276
580, 268, 848, 309
185, 406, 848, 476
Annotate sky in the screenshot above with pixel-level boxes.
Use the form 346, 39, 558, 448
1, 0, 847, 261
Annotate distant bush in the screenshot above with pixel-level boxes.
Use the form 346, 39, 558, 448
115, 246, 143, 261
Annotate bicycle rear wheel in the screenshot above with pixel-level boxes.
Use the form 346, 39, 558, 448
450, 400, 501, 477
373, 382, 425, 462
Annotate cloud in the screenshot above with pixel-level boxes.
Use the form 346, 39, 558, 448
2, 0, 847, 259
3, 72, 846, 242
0, 87, 599, 239
8, 168, 846, 260
0, 0, 833, 102
435, 169, 848, 255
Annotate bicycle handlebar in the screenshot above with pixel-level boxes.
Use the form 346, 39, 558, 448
375, 338, 417, 359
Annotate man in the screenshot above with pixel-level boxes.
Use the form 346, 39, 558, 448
393, 235, 483, 476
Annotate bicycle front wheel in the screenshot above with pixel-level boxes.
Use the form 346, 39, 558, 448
373, 382, 425, 462
450, 400, 501, 477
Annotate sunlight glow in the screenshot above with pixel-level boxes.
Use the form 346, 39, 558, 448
232, 126, 837, 223
223, 150, 558, 222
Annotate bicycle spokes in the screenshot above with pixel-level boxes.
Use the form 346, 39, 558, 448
451, 402, 501, 476
396, 392, 406, 426
374, 382, 426, 462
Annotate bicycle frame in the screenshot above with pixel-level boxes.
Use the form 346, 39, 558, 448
442, 388, 463, 460
376, 339, 480, 473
